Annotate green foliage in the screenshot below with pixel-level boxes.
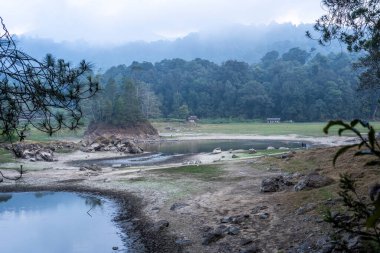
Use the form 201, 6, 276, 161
310, 0, 380, 97
87, 78, 144, 126
101, 51, 370, 121
153, 165, 223, 180
324, 120, 380, 251
324, 119, 380, 166
0, 18, 98, 142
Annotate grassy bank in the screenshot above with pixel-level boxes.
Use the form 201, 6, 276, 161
152, 121, 380, 137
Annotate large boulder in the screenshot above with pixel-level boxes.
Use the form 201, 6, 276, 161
294, 172, 334, 191
260, 175, 293, 192
35, 149, 54, 161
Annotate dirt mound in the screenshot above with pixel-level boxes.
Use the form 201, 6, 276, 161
84, 121, 159, 142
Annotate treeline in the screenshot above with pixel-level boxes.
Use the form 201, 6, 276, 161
100, 48, 375, 122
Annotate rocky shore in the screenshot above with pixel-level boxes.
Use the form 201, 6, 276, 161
0, 137, 375, 252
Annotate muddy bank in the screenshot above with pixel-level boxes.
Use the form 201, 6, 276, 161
0, 184, 181, 253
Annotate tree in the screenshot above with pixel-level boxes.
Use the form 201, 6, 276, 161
281, 47, 310, 65
308, 0, 380, 90
0, 17, 98, 142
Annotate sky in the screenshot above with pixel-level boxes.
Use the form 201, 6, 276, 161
0, 0, 325, 45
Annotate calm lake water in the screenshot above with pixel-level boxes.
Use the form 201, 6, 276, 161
0, 192, 128, 253
77, 139, 304, 167
141, 139, 303, 154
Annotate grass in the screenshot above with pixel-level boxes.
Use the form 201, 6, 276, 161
152, 164, 224, 180
0, 148, 15, 163
152, 121, 380, 137
121, 177, 200, 199
25, 127, 85, 142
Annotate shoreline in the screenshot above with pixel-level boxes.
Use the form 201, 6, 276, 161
0, 134, 360, 252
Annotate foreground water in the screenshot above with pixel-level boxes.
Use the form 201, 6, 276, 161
0, 192, 127, 253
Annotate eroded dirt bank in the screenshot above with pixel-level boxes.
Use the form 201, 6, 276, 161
0, 143, 376, 252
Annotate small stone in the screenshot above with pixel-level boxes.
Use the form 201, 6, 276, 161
240, 245, 258, 253
220, 216, 230, 223
170, 202, 189, 211
227, 226, 240, 235
152, 220, 169, 231
258, 212, 270, 219
112, 246, 118, 250
175, 239, 192, 246
296, 203, 317, 215
240, 238, 253, 246
202, 230, 224, 245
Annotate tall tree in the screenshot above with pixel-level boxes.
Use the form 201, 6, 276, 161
308, 0, 380, 91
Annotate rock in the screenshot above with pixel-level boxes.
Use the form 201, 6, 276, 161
232, 154, 239, 158
231, 215, 249, 224
200, 226, 213, 233
248, 148, 257, 154
220, 217, 230, 223
29, 158, 36, 162
36, 150, 54, 162
240, 238, 253, 246
240, 245, 258, 253
153, 220, 169, 231
90, 143, 102, 151
170, 202, 190, 211
294, 172, 334, 191
175, 239, 192, 246
258, 212, 269, 219
81, 164, 102, 171
202, 230, 225, 245
296, 203, 317, 215
112, 246, 118, 250
267, 146, 275, 150
227, 226, 240, 235
251, 205, 268, 214
23, 150, 35, 159
260, 175, 293, 192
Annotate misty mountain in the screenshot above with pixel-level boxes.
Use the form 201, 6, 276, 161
15, 23, 344, 71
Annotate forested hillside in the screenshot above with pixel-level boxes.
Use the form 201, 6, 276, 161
100, 48, 376, 122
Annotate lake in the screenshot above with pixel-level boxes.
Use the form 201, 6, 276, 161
0, 192, 128, 253
141, 139, 304, 154
74, 139, 304, 168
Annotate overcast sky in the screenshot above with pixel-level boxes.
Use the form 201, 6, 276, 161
0, 0, 325, 45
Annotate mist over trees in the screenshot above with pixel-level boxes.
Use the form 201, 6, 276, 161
17, 23, 344, 70
98, 48, 372, 122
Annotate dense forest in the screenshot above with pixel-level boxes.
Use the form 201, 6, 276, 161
96, 48, 376, 122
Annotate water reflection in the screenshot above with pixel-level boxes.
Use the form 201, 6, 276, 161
0, 193, 12, 203
0, 192, 127, 253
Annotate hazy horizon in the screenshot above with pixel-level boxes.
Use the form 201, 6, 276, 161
1, 0, 324, 46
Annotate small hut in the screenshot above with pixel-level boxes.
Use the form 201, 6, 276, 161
187, 115, 198, 123
267, 118, 281, 123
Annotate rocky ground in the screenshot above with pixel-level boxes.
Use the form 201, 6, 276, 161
0, 138, 378, 252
